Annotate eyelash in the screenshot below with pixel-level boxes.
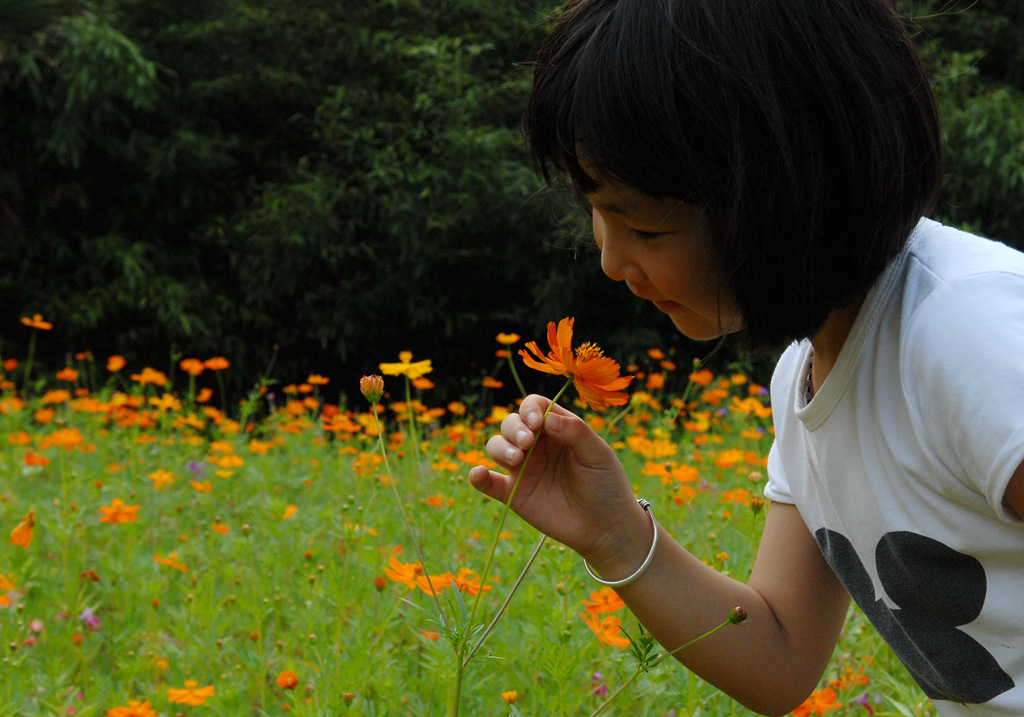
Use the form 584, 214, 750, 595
632, 229, 663, 241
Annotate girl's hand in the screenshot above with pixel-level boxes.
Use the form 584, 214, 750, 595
469, 394, 650, 572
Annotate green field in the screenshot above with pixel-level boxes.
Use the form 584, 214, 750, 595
0, 322, 933, 716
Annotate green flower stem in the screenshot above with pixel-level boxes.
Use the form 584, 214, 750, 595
463, 377, 573, 662
403, 377, 422, 469
588, 610, 743, 717
369, 404, 445, 622
505, 350, 528, 399
462, 532, 547, 668
22, 328, 37, 396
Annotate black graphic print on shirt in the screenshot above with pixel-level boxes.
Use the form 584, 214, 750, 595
814, 528, 1014, 703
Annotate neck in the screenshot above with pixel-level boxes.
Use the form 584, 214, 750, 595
808, 299, 863, 393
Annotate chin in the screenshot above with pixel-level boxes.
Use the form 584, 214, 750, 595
670, 315, 739, 342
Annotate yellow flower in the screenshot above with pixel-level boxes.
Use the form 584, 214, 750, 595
148, 469, 175, 490
501, 690, 518, 704
379, 351, 433, 379
167, 680, 215, 706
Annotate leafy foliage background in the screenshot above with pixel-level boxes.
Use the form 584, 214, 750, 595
1, 0, 1022, 400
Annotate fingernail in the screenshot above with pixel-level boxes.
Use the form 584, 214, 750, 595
505, 447, 517, 461
525, 412, 540, 427
515, 430, 530, 445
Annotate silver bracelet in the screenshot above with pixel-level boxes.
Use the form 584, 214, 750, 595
583, 498, 658, 588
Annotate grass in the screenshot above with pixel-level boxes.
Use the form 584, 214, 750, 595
0, 327, 933, 716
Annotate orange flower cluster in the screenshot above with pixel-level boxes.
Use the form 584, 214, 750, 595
579, 587, 630, 648
383, 557, 491, 596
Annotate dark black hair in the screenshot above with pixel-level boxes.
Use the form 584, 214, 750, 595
524, 0, 943, 350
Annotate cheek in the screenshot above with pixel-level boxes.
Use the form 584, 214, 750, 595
591, 210, 605, 250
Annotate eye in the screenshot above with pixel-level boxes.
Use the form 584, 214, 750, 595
632, 229, 663, 241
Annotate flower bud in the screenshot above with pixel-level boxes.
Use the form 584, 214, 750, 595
729, 606, 748, 625
360, 375, 385, 404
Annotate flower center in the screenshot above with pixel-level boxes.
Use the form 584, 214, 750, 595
575, 342, 604, 362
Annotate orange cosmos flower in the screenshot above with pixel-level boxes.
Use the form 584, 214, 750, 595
791, 687, 841, 716
153, 552, 188, 572
451, 567, 492, 595
106, 700, 159, 717
520, 318, 633, 410
130, 367, 168, 386
689, 368, 714, 386
384, 556, 424, 589
106, 355, 126, 372
56, 367, 78, 382
276, 670, 299, 689
582, 587, 625, 615
179, 358, 205, 376
167, 680, 215, 706
99, 498, 140, 524
579, 611, 631, 648
21, 314, 52, 330
204, 357, 229, 370
379, 351, 432, 380
496, 333, 520, 345
10, 509, 35, 548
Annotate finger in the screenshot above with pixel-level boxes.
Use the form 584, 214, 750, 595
499, 413, 534, 450
517, 394, 555, 431
486, 433, 524, 469
468, 465, 514, 504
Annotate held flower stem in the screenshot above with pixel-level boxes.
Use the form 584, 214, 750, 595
462, 377, 574, 654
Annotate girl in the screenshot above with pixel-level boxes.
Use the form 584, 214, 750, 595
467, 1, 1024, 714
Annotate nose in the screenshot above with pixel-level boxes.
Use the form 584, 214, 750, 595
593, 209, 636, 283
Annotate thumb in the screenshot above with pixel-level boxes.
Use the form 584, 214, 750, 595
542, 409, 615, 468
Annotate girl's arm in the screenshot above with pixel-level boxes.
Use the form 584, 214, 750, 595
1003, 461, 1024, 519
469, 395, 850, 716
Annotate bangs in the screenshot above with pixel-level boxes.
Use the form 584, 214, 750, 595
524, 0, 718, 203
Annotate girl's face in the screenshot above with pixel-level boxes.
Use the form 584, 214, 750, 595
586, 176, 741, 341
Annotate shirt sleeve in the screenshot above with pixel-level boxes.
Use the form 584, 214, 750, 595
903, 269, 1024, 521
762, 342, 803, 504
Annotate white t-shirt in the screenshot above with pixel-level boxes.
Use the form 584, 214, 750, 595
765, 219, 1024, 715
